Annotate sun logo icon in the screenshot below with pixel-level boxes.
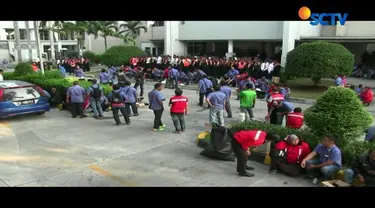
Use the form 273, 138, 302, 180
298, 6, 311, 20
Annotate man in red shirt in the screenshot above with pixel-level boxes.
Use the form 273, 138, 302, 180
231, 130, 279, 177
169, 88, 188, 133
286, 107, 304, 129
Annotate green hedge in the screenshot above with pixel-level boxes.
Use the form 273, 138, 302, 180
4, 70, 112, 96
229, 121, 375, 166
101, 46, 146, 66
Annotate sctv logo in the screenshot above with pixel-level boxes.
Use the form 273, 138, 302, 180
298, 6, 348, 26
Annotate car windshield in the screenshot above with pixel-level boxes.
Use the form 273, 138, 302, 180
3, 86, 41, 101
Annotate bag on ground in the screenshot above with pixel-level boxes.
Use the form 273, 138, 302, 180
200, 123, 235, 162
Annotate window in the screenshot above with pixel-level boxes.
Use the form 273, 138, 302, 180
152, 48, 157, 56
145, 47, 151, 55
39, 30, 49, 40
187, 42, 207, 56
153, 21, 164, 27
19, 29, 27, 40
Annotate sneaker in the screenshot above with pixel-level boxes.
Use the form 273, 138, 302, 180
174, 130, 181, 134
160, 124, 166, 128
269, 170, 278, 175
312, 177, 319, 185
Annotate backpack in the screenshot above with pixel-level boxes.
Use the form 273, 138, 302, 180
111, 91, 124, 104
91, 86, 102, 101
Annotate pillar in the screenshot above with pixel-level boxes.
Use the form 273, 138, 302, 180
228, 40, 233, 53
164, 21, 186, 56
281, 21, 296, 67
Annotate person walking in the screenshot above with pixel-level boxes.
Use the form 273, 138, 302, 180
169, 88, 188, 133
122, 81, 139, 116
86, 79, 104, 119
66, 81, 87, 118
107, 85, 131, 125
148, 82, 166, 132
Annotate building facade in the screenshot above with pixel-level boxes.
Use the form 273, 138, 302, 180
139, 21, 375, 66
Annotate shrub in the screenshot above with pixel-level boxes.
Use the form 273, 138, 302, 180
67, 51, 79, 58
83, 51, 97, 62
5, 72, 112, 96
285, 41, 354, 85
14, 62, 35, 76
101, 46, 146, 66
304, 87, 372, 144
230, 121, 321, 148
229, 121, 374, 165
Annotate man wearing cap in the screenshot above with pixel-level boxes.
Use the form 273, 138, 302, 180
269, 134, 311, 176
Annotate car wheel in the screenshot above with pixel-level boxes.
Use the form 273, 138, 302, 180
36, 112, 45, 115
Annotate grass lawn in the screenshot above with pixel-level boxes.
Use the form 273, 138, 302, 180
287, 78, 333, 100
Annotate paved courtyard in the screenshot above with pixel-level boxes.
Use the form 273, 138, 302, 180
0, 83, 353, 187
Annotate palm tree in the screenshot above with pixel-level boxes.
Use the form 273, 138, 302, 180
39, 21, 65, 63
118, 21, 147, 45
60, 21, 88, 52
86, 21, 118, 51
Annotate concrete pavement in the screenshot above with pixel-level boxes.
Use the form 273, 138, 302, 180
0, 83, 316, 187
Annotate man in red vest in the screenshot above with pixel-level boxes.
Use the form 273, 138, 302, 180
286, 107, 304, 129
231, 130, 280, 177
169, 88, 188, 133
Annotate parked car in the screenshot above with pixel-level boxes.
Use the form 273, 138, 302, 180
0, 80, 50, 119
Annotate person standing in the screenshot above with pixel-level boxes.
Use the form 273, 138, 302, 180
231, 130, 279, 177
148, 82, 166, 132
122, 81, 138, 116
206, 85, 226, 126
134, 68, 145, 97
66, 81, 87, 118
107, 84, 131, 125
197, 75, 213, 107
0, 69, 3, 81
169, 88, 188, 133
239, 83, 257, 122
86, 79, 104, 119
220, 80, 232, 118
168, 66, 180, 89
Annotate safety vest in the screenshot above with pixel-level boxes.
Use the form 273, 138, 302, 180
267, 93, 284, 107
183, 59, 189, 67
287, 112, 304, 129
233, 130, 267, 150
170, 95, 188, 113
238, 62, 245, 69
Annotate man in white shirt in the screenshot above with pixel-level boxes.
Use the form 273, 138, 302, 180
146, 57, 151, 64
260, 61, 269, 78
0, 69, 4, 81
268, 61, 274, 77
157, 56, 162, 64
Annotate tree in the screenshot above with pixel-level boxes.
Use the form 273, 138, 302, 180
60, 21, 88, 52
86, 21, 118, 51
118, 21, 147, 45
284, 41, 354, 86
304, 87, 372, 144
39, 21, 66, 63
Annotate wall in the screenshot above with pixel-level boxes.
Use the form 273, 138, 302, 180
85, 35, 129, 53
338, 21, 375, 37
178, 21, 283, 41
164, 21, 186, 56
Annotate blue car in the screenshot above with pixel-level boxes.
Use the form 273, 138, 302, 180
0, 80, 50, 119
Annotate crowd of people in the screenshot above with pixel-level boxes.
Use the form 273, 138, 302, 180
49, 54, 375, 187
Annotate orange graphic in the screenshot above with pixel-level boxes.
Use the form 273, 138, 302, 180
298, 6, 311, 20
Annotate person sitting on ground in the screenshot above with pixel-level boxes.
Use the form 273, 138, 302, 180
355, 84, 363, 96
48, 87, 63, 108
286, 107, 304, 129
269, 134, 311, 176
343, 148, 375, 187
231, 130, 280, 177
74, 65, 84, 78
361, 86, 373, 106
101, 95, 110, 112
301, 135, 342, 185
